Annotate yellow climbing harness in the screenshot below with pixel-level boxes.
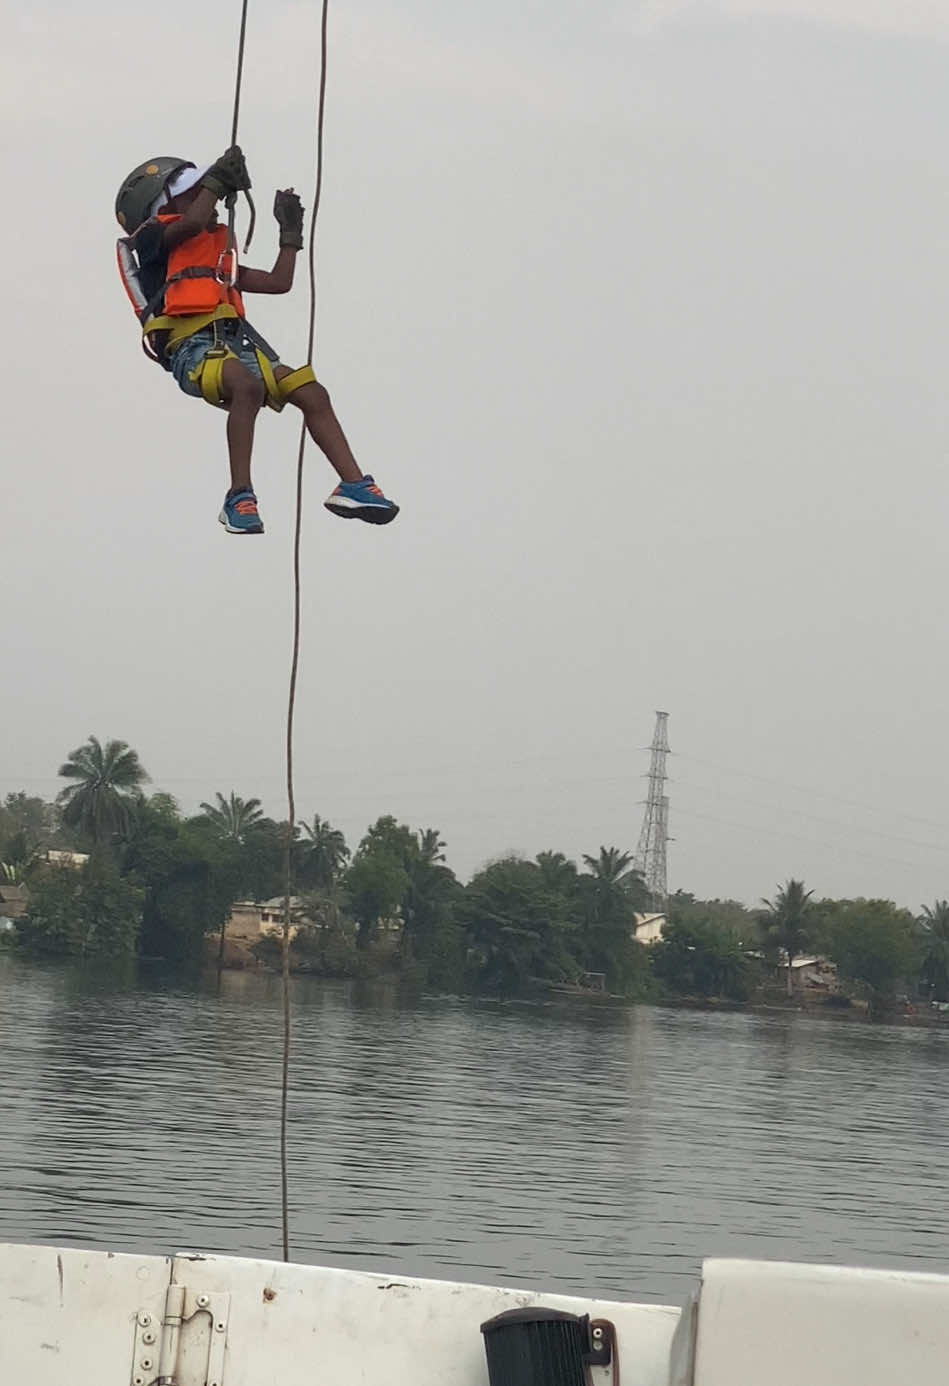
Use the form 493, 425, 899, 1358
143, 302, 316, 412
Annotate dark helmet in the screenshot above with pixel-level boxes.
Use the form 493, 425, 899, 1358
115, 157, 195, 233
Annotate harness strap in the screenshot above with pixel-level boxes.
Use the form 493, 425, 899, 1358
146, 303, 241, 349
229, 318, 287, 413
257, 351, 284, 413
190, 348, 237, 408
277, 365, 316, 398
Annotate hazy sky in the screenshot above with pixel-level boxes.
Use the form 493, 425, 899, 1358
3, 0, 949, 906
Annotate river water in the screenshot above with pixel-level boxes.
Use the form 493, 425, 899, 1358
1, 954, 947, 1306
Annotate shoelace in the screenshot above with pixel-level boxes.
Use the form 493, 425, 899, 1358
235, 498, 259, 516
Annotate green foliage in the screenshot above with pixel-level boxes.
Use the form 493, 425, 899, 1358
345, 832, 409, 949
418, 829, 446, 865
668, 891, 755, 942
57, 736, 149, 847
199, 791, 264, 843
288, 920, 362, 977
124, 801, 239, 961
298, 815, 349, 891
916, 900, 949, 1002
651, 917, 754, 1000
760, 879, 816, 995
576, 846, 650, 994
0, 792, 58, 863
240, 819, 288, 902
15, 867, 79, 955
80, 854, 145, 957
17, 856, 143, 959
23, 743, 949, 1014
462, 856, 576, 993
823, 898, 916, 1012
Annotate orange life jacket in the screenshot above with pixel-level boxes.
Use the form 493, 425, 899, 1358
116, 212, 317, 411
156, 214, 246, 319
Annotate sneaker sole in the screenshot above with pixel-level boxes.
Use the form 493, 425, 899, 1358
218, 510, 264, 535
324, 499, 399, 526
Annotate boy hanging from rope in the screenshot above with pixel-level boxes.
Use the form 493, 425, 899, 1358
115, 147, 398, 534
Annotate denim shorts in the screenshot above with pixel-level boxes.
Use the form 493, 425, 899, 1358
169, 325, 281, 398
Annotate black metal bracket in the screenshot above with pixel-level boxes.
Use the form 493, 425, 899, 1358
584, 1318, 616, 1370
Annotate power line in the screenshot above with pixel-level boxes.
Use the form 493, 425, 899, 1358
676, 779, 949, 857
674, 805, 940, 876
676, 750, 949, 833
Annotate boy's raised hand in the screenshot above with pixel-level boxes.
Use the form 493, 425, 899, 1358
274, 189, 304, 249
202, 146, 251, 199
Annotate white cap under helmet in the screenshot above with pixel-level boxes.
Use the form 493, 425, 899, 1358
149, 164, 210, 218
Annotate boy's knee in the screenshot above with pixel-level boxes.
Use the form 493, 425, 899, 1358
308, 381, 332, 414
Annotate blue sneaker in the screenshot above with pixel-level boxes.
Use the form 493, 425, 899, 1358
219, 488, 264, 535
324, 475, 399, 525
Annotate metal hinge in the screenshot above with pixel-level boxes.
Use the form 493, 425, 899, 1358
131, 1284, 231, 1386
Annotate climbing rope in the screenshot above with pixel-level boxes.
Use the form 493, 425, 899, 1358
281, 0, 330, 1262
228, 0, 256, 253
227, 0, 331, 1264
277, 0, 329, 1269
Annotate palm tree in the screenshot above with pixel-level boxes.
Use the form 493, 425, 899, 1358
536, 851, 578, 896
761, 879, 814, 996
57, 736, 149, 846
582, 846, 649, 910
418, 828, 446, 865
299, 814, 350, 890
917, 900, 949, 1001
199, 791, 263, 843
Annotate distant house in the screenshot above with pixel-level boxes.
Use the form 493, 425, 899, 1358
41, 850, 90, 870
633, 912, 666, 945
0, 883, 29, 922
768, 953, 839, 994
225, 897, 309, 944
790, 955, 838, 993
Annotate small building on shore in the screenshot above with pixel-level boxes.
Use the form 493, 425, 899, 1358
40, 850, 90, 869
225, 897, 310, 945
633, 912, 666, 945
770, 954, 839, 994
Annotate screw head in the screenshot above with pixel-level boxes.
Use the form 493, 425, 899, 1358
141, 1357, 153, 1370
138, 1312, 152, 1327
142, 1330, 156, 1345
197, 1293, 210, 1307
593, 1328, 604, 1340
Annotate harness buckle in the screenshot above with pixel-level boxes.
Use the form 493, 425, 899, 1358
203, 315, 233, 361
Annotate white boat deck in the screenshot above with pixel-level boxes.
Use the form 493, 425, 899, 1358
3, 1242, 949, 1386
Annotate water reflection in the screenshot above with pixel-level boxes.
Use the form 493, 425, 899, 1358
1, 955, 948, 1304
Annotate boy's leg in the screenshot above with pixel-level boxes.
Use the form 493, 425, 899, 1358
221, 358, 267, 493
274, 368, 361, 483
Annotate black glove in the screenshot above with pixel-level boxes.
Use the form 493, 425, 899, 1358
201, 145, 251, 200
274, 189, 304, 249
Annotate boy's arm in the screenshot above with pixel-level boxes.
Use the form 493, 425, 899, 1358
238, 189, 304, 295
239, 246, 299, 295
160, 148, 251, 248
161, 188, 220, 248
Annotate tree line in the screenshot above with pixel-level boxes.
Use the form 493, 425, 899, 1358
2, 736, 948, 1011
0, 737, 655, 994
